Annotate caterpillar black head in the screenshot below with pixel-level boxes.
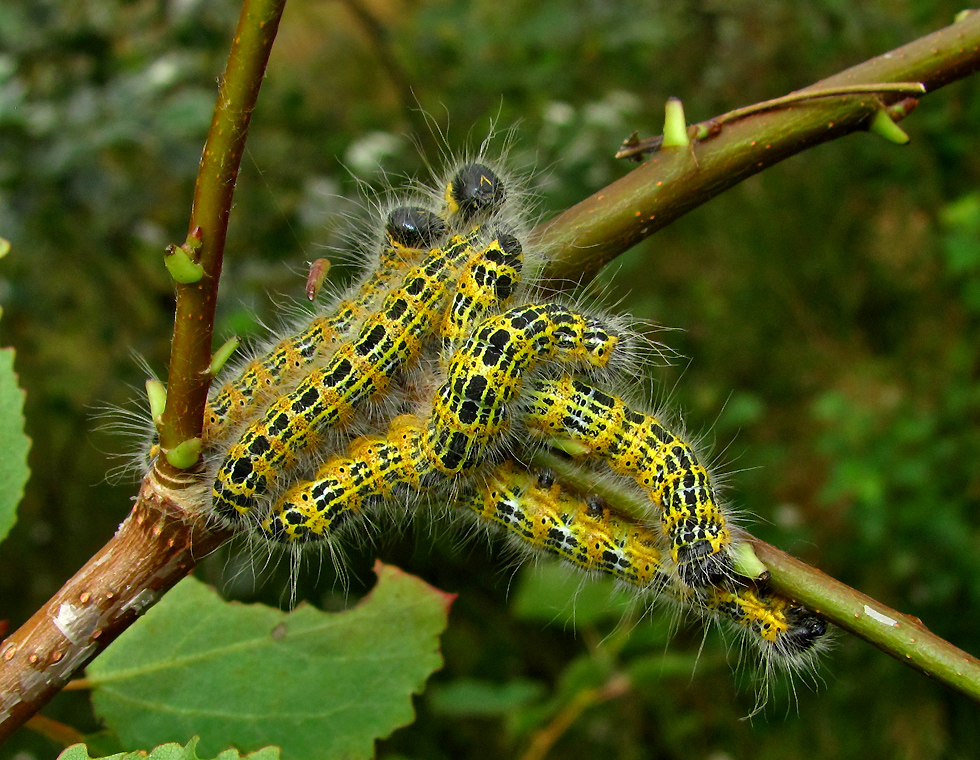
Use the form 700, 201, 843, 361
386, 206, 447, 250
447, 163, 505, 221
780, 605, 829, 657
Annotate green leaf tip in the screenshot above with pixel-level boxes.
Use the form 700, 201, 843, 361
732, 542, 769, 580
662, 97, 690, 148
208, 336, 240, 376
869, 108, 910, 145
0, 236, 10, 259
164, 244, 205, 284
145, 379, 167, 426
165, 437, 203, 469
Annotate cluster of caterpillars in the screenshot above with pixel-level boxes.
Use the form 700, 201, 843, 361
196, 160, 828, 669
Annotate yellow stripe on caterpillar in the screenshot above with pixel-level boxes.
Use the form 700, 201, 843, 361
522, 374, 732, 588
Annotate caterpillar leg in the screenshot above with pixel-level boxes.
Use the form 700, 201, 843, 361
522, 375, 733, 587
464, 461, 827, 665
205, 205, 448, 443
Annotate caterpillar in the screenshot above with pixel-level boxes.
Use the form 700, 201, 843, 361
464, 461, 826, 669
173, 155, 828, 682
521, 375, 732, 587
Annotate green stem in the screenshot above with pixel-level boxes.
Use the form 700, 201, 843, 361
752, 539, 980, 702
532, 12, 980, 288
530, 451, 980, 703
158, 0, 287, 479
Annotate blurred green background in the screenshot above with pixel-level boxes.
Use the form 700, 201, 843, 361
2, 0, 979, 757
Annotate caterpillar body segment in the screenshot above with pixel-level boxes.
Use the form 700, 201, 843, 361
204, 206, 448, 443
426, 303, 623, 476
262, 414, 429, 543
464, 461, 827, 662
439, 231, 523, 349
522, 375, 732, 588
469, 461, 668, 587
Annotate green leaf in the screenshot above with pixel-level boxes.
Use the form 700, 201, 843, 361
88, 564, 454, 760
0, 307, 31, 545
57, 736, 279, 760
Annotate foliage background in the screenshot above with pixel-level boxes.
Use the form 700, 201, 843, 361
1, 0, 979, 757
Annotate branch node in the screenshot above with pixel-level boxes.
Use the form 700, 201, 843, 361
165, 437, 203, 469
869, 107, 911, 144
662, 97, 691, 148
164, 229, 206, 284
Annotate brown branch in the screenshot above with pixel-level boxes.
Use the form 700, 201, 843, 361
2, 10, 980, 743
158, 0, 287, 475
532, 11, 980, 288
0, 0, 285, 743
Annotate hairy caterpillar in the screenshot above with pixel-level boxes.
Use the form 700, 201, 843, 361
465, 461, 826, 667
171, 155, 828, 681
522, 375, 732, 587
204, 205, 448, 444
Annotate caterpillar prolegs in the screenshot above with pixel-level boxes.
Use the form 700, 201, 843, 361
181, 157, 828, 679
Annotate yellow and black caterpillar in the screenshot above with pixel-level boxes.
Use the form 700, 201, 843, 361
186, 158, 827, 673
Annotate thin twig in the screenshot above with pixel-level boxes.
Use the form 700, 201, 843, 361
533, 12, 980, 288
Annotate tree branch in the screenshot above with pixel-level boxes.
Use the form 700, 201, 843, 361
0, 0, 285, 742
532, 10, 980, 287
